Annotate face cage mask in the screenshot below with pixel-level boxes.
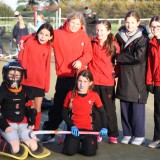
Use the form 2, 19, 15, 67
6, 69, 22, 89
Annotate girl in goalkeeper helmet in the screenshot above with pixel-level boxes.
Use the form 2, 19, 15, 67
0, 61, 50, 158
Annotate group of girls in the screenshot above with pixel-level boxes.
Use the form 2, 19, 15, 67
0, 9, 160, 158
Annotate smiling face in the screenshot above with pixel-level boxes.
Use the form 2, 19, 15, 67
77, 75, 93, 94
69, 19, 82, 33
125, 16, 140, 33
96, 23, 110, 43
37, 28, 53, 44
150, 21, 160, 39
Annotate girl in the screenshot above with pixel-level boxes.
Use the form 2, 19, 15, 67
0, 61, 50, 158
18, 22, 54, 130
89, 20, 120, 143
62, 70, 108, 156
29, 14, 46, 32
146, 16, 160, 148
115, 11, 148, 145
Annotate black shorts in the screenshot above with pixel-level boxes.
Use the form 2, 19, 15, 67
24, 86, 45, 97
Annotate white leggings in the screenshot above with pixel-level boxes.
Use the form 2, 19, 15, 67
0, 123, 33, 143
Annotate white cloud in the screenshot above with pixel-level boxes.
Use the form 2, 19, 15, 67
0, 0, 18, 11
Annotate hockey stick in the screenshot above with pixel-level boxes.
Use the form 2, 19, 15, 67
29, 130, 99, 139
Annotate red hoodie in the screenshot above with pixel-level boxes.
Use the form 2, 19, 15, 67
146, 37, 160, 86
89, 37, 120, 86
18, 36, 51, 92
52, 21, 93, 77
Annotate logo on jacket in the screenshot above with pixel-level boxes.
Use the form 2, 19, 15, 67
107, 94, 112, 99
88, 100, 93, 105
81, 42, 84, 47
15, 104, 20, 114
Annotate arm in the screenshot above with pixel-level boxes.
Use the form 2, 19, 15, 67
146, 49, 153, 85
76, 36, 93, 65
98, 107, 107, 128
117, 38, 148, 65
25, 107, 37, 126
73, 37, 93, 69
12, 23, 18, 39
62, 107, 74, 129
0, 111, 10, 132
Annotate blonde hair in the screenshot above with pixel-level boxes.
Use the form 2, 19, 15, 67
67, 11, 85, 26
18, 15, 25, 29
38, 14, 45, 22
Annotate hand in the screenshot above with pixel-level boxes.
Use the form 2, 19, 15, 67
5, 126, 13, 133
28, 125, 35, 130
146, 84, 154, 94
72, 60, 82, 69
13, 38, 16, 42
71, 126, 79, 137
19, 40, 24, 50
100, 128, 108, 137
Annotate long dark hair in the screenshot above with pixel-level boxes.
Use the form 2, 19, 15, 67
77, 70, 94, 89
69, 70, 94, 109
35, 22, 54, 43
125, 11, 140, 22
97, 20, 115, 56
149, 15, 160, 27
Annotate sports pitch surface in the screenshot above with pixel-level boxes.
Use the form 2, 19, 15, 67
0, 58, 160, 160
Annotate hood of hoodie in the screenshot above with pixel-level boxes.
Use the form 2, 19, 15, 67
118, 25, 146, 48
62, 20, 84, 34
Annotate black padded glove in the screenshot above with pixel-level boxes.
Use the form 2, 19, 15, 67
146, 84, 154, 94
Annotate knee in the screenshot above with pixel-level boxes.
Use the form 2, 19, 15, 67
63, 147, 77, 156
25, 139, 38, 151
10, 140, 20, 153
63, 150, 76, 156
83, 150, 97, 156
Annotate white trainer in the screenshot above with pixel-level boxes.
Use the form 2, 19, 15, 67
121, 136, 132, 144
131, 137, 145, 145
148, 140, 160, 148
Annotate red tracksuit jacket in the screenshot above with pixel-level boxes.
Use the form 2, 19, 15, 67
18, 36, 51, 92
146, 37, 160, 86
89, 37, 120, 86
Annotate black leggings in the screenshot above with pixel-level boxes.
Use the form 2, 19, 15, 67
63, 134, 97, 156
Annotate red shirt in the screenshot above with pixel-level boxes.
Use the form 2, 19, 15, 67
89, 37, 120, 86
63, 90, 103, 130
18, 36, 51, 92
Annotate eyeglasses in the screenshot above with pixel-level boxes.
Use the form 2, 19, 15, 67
150, 26, 160, 30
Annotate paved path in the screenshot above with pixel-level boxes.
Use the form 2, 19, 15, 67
0, 58, 160, 160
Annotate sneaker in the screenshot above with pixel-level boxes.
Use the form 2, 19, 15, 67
97, 136, 102, 142
131, 137, 145, 145
41, 134, 55, 143
121, 136, 132, 144
148, 140, 160, 148
108, 137, 118, 144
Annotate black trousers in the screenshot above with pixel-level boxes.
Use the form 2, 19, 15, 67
43, 77, 76, 131
93, 85, 119, 137
153, 86, 160, 140
63, 134, 97, 156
